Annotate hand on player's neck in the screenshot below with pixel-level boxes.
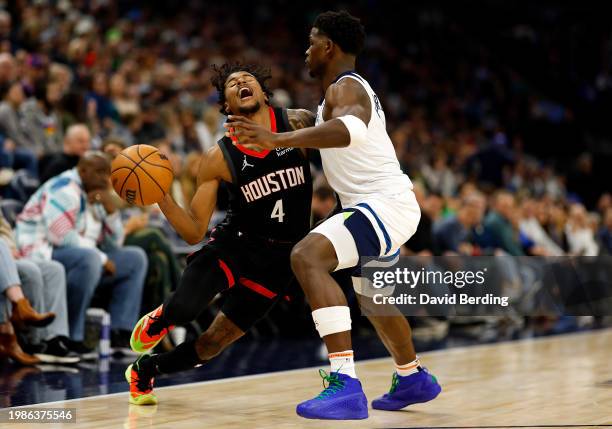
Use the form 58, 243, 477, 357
244, 106, 272, 129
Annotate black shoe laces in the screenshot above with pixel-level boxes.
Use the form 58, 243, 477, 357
134, 358, 154, 393
147, 314, 169, 337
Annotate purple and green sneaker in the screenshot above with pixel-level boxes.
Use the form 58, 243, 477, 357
296, 370, 368, 420
371, 368, 441, 411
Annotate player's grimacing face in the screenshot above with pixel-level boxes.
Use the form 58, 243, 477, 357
223, 71, 266, 115
305, 27, 327, 78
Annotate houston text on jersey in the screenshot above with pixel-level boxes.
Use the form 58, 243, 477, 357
240, 166, 306, 202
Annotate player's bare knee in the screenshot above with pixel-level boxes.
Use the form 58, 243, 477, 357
290, 242, 314, 278
291, 236, 336, 278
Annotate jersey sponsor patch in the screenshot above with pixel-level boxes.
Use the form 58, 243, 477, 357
275, 147, 293, 157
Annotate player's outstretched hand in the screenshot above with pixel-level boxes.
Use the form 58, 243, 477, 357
224, 115, 278, 151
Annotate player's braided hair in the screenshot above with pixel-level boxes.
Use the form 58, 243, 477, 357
313, 10, 365, 56
211, 62, 273, 115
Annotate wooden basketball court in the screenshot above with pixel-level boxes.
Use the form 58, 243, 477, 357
11, 329, 612, 429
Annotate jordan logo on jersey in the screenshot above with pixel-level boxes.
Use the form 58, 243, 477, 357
241, 166, 306, 203
242, 155, 254, 171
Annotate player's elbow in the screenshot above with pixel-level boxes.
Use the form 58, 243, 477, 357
182, 226, 205, 245
184, 236, 199, 245
184, 231, 205, 245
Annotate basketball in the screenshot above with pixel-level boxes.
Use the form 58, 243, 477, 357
110, 145, 174, 206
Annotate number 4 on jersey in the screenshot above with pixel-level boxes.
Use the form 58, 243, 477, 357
271, 199, 285, 223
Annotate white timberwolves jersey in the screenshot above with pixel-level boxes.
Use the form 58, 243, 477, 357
315, 71, 413, 208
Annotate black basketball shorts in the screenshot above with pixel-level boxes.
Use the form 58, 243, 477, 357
185, 228, 295, 332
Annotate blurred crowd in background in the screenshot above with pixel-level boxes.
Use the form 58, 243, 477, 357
0, 0, 611, 366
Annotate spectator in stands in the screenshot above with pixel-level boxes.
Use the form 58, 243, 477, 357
433, 192, 486, 254
100, 138, 125, 158
0, 81, 37, 178
596, 193, 612, 220
20, 79, 64, 155
519, 199, 565, 256
109, 73, 140, 122
0, 53, 15, 85
133, 101, 165, 146
482, 191, 524, 255
173, 108, 202, 154
544, 204, 567, 253
49, 63, 73, 97
1, 212, 77, 363
595, 192, 610, 209
179, 152, 202, 205
421, 153, 458, 198
195, 107, 223, 153
404, 183, 434, 255
0, 239, 55, 364
39, 124, 90, 183
15, 152, 147, 357
0, 10, 12, 44
565, 203, 599, 256
0, 311, 38, 365
567, 153, 599, 210
122, 209, 180, 314
598, 208, 612, 255
1, 238, 52, 353
464, 141, 515, 190
422, 190, 444, 223
311, 182, 337, 226
85, 72, 118, 123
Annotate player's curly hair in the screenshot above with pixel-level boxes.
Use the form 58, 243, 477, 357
211, 62, 273, 115
313, 10, 365, 56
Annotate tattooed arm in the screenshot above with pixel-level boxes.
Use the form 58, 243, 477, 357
287, 109, 316, 131
287, 109, 316, 157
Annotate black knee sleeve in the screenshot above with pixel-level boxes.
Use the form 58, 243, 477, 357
141, 340, 205, 376
163, 250, 231, 326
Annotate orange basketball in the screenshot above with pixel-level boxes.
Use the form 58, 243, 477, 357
110, 145, 174, 206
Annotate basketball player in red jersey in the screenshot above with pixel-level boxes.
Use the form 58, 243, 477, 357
125, 63, 315, 405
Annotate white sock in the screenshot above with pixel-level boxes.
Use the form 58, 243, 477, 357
329, 350, 357, 378
395, 357, 421, 377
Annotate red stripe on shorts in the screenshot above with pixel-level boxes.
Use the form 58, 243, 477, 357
218, 259, 235, 288
239, 277, 277, 299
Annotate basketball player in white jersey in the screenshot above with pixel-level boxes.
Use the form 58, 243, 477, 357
225, 10, 441, 420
